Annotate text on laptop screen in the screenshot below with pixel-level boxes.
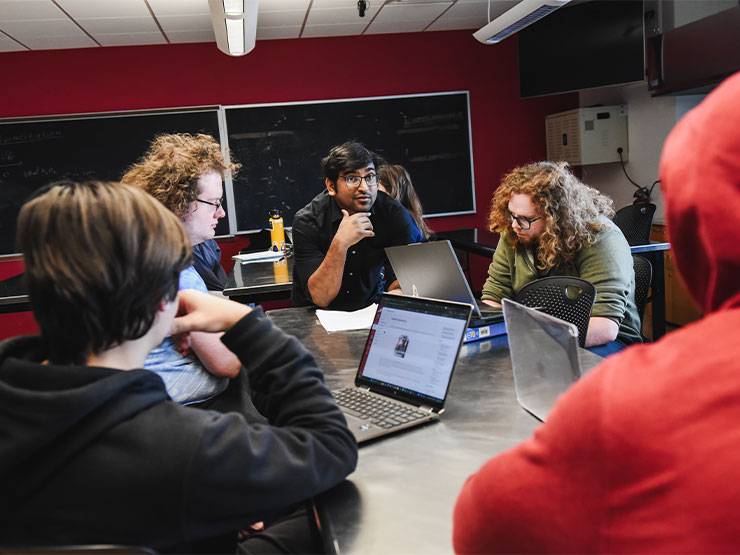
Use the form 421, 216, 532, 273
357, 300, 468, 403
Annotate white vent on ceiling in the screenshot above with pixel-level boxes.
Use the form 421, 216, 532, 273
473, 0, 571, 44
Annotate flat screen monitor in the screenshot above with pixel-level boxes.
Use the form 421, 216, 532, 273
518, 0, 645, 98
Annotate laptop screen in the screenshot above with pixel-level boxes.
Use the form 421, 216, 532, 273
503, 298, 583, 421
355, 295, 471, 407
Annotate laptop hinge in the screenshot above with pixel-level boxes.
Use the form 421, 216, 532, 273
419, 405, 435, 414
359, 386, 371, 392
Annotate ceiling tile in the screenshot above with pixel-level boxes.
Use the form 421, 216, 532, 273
259, 9, 306, 27
256, 26, 301, 39
302, 21, 370, 37
365, 19, 428, 34
426, 0, 506, 30
306, 5, 380, 25
77, 16, 159, 34
157, 13, 211, 31
0, 31, 26, 51
371, 1, 452, 23
259, 0, 310, 11
1, 17, 87, 38
95, 31, 167, 46
148, 0, 209, 17
0, 0, 65, 20
23, 33, 96, 50
312, 0, 371, 7
165, 29, 215, 43
55, 0, 151, 18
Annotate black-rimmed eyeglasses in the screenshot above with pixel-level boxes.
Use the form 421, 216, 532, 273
505, 209, 541, 230
196, 197, 224, 210
338, 173, 379, 189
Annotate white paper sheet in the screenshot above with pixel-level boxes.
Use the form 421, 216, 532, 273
232, 250, 285, 263
315, 303, 378, 332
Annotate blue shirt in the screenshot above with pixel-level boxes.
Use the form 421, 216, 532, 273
144, 266, 228, 404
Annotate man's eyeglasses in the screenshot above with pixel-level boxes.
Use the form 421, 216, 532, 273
196, 197, 224, 210
505, 209, 541, 230
338, 173, 379, 189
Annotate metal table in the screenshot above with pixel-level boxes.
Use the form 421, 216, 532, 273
266, 306, 601, 554
224, 253, 293, 303
0, 273, 30, 314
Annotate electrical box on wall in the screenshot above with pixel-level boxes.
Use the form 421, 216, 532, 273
545, 105, 628, 165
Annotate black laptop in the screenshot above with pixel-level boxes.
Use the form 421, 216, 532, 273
332, 293, 472, 444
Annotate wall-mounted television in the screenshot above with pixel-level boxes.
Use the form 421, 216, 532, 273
518, 0, 645, 98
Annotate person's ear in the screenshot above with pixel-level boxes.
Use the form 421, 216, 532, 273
157, 299, 168, 312
326, 178, 336, 197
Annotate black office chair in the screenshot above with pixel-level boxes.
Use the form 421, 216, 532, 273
514, 276, 596, 348
632, 254, 653, 337
613, 203, 656, 246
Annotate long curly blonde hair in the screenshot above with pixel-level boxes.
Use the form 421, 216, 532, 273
121, 133, 240, 218
487, 162, 614, 270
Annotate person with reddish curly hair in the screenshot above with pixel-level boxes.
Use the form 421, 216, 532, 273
455, 70, 740, 555
481, 161, 641, 355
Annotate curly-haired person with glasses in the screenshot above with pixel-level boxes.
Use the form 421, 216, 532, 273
121, 133, 246, 406
481, 161, 642, 356
291, 141, 422, 310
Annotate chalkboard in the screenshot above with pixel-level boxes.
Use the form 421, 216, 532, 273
224, 92, 475, 231
0, 108, 222, 256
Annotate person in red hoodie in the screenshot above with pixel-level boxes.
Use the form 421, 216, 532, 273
453, 70, 740, 553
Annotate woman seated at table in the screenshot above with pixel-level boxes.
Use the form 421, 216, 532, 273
378, 164, 432, 240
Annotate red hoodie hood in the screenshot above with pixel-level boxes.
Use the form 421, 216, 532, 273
659, 71, 740, 315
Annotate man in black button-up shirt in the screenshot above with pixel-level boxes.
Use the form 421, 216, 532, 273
291, 141, 422, 311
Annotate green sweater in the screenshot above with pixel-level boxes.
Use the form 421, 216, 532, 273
482, 223, 642, 346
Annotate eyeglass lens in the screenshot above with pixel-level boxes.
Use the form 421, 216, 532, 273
341, 174, 379, 188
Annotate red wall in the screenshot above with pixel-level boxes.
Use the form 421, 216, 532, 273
0, 30, 575, 339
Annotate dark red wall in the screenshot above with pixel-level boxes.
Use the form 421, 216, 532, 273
0, 30, 575, 339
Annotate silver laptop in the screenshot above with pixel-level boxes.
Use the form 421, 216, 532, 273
332, 293, 472, 444
385, 240, 502, 326
502, 298, 602, 421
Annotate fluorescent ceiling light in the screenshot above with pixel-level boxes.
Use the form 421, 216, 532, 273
209, 0, 258, 56
223, 0, 244, 15
473, 0, 571, 44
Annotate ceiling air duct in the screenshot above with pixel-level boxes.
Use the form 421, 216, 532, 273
473, 0, 571, 44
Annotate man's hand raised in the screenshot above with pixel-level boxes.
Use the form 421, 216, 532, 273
334, 209, 374, 249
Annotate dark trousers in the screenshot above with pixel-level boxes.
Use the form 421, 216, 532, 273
237, 502, 325, 555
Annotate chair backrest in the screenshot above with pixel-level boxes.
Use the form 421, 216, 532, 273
514, 276, 596, 347
613, 203, 656, 246
632, 254, 653, 326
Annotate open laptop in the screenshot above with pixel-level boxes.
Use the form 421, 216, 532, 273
332, 293, 472, 444
502, 298, 602, 421
385, 240, 503, 327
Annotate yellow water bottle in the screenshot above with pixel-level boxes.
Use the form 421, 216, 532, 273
268, 209, 285, 252
273, 257, 290, 283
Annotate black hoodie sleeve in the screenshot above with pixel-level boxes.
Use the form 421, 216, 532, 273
178, 308, 358, 539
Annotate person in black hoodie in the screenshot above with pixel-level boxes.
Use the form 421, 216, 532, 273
0, 180, 358, 553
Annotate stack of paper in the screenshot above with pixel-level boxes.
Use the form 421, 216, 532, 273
232, 250, 285, 263
315, 304, 378, 332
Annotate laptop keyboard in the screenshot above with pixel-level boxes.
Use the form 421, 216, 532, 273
333, 388, 430, 429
